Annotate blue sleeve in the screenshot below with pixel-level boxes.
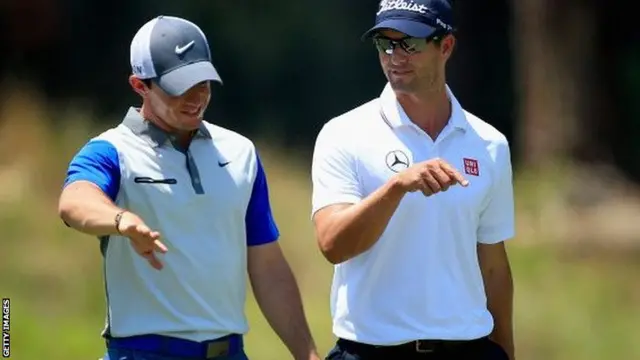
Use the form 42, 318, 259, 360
63, 140, 121, 201
245, 154, 280, 246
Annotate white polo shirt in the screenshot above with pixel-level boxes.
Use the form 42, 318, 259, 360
63, 107, 279, 342
311, 83, 515, 345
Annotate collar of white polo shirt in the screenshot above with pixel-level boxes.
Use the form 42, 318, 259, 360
378, 83, 468, 132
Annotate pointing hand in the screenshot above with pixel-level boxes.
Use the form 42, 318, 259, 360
117, 211, 168, 270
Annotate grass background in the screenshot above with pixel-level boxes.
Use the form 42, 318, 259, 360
1, 87, 639, 359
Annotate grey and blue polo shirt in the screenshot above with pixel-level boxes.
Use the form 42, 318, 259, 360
63, 107, 279, 342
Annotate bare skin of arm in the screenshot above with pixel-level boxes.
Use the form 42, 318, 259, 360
313, 177, 406, 264
247, 242, 320, 360
313, 158, 468, 264
58, 180, 167, 269
58, 181, 126, 236
478, 242, 515, 360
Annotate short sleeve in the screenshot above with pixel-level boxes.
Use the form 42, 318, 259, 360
63, 140, 121, 201
311, 122, 363, 217
245, 153, 280, 246
477, 139, 515, 244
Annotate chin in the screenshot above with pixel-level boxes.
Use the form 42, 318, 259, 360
178, 115, 203, 130
389, 81, 418, 94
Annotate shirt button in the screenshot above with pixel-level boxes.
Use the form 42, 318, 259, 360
194, 178, 200, 184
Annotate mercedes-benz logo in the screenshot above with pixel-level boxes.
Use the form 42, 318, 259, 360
385, 150, 410, 173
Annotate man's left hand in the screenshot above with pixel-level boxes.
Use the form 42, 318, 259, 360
303, 352, 322, 360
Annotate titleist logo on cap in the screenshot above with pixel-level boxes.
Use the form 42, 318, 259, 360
377, 0, 429, 15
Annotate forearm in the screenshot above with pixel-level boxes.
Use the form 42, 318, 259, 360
317, 177, 406, 264
250, 261, 316, 360
58, 181, 123, 236
486, 267, 515, 359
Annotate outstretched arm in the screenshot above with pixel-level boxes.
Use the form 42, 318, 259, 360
58, 140, 123, 236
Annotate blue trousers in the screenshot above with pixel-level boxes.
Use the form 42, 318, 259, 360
102, 348, 249, 360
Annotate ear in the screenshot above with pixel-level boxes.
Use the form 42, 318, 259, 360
129, 75, 149, 97
441, 34, 456, 59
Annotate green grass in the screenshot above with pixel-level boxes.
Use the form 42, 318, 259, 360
1, 96, 639, 359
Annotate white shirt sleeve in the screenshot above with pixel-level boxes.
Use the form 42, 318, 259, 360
477, 138, 515, 244
311, 122, 363, 217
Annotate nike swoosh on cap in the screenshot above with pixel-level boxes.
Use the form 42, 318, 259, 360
175, 40, 195, 55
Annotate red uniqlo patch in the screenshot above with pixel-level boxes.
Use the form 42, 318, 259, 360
463, 158, 479, 176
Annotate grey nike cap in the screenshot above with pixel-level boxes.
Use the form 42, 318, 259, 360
129, 15, 222, 96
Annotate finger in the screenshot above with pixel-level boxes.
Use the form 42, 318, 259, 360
143, 252, 163, 270
136, 224, 162, 242
130, 238, 159, 256
135, 224, 152, 236
147, 255, 164, 270
432, 168, 452, 190
129, 238, 151, 254
421, 170, 442, 193
440, 162, 469, 187
418, 178, 433, 197
154, 239, 168, 253
421, 188, 434, 197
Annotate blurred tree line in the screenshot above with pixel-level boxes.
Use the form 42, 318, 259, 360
1, 0, 638, 181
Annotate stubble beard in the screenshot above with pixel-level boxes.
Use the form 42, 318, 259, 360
387, 70, 441, 97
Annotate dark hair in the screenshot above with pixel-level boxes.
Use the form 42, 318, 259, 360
430, 29, 452, 46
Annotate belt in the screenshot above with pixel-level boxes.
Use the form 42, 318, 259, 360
106, 333, 243, 359
338, 336, 487, 355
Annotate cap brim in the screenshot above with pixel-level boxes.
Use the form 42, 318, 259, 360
361, 19, 438, 40
157, 61, 223, 96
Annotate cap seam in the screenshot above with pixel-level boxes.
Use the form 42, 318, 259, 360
146, 20, 156, 78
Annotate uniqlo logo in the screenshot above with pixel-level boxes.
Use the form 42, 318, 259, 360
463, 158, 479, 176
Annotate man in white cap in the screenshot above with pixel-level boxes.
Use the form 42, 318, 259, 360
58, 15, 320, 360
311, 0, 516, 359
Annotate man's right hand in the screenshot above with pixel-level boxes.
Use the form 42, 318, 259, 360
116, 211, 168, 270
394, 157, 470, 196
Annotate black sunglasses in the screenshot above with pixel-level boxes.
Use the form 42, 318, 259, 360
373, 35, 441, 55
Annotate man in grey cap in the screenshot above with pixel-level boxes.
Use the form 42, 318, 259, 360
58, 15, 320, 360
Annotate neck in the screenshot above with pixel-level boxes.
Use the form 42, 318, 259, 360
396, 85, 451, 140
139, 104, 194, 148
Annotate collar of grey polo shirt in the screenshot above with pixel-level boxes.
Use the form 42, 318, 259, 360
121, 107, 211, 147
